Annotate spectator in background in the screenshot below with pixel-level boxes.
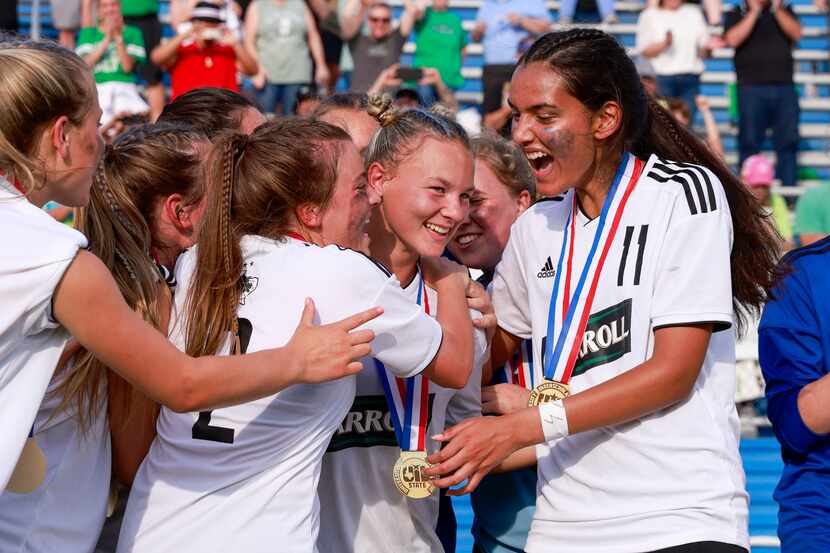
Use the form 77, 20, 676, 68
794, 181, 830, 245
472, 0, 551, 119
77, 0, 149, 127
244, 0, 329, 115
759, 236, 830, 553
558, 0, 617, 25
636, 0, 711, 124
667, 96, 725, 159
151, 2, 258, 100
725, 0, 801, 188
741, 154, 793, 248
294, 86, 323, 115
368, 64, 459, 111
83, 0, 166, 120
340, 0, 417, 94
170, 0, 243, 32
51, 0, 82, 48
647, 0, 724, 25
0, 0, 17, 33
412, 0, 467, 107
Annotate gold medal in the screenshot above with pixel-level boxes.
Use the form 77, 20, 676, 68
527, 380, 570, 407
392, 450, 434, 499
7, 437, 47, 494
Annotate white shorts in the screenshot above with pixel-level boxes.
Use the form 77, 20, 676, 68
96, 81, 150, 126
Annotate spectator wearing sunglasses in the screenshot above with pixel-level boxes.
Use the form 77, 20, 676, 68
340, 0, 418, 93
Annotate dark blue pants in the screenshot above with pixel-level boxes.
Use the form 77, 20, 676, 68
657, 73, 701, 124
737, 83, 800, 187
255, 82, 306, 116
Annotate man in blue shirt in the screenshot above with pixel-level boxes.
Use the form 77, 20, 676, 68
759, 235, 830, 553
472, 0, 551, 119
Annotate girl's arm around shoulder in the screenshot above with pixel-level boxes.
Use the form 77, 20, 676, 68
53, 251, 381, 412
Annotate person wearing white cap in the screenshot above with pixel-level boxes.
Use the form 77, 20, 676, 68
150, 1, 258, 100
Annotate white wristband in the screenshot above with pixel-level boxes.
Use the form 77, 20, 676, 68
538, 400, 569, 442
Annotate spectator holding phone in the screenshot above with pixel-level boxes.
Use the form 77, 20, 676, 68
77, 0, 149, 127
340, 0, 418, 93
472, 0, 551, 120
151, 1, 258, 100
368, 64, 458, 111
411, 0, 467, 107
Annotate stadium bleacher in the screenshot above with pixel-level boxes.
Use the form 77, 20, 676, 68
14, 1, 805, 549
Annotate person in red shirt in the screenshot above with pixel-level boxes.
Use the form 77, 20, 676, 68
151, 1, 258, 100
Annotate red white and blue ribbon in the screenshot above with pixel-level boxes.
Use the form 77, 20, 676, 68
542, 153, 644, 385
375, 265, 430, 452
494, 339, 534, 390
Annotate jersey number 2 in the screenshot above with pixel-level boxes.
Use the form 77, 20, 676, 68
191, 317, 253, 444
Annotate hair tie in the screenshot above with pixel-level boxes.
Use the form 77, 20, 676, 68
367, 94, 398, 127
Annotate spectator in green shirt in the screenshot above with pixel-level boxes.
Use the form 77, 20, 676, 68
77, 0, 149, 128
795, 181, 830, 246
412, 0, 467, 106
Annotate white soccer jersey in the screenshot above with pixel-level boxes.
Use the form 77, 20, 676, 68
0, 181, 88, 492
0, 365, 110, 553
316, 277, 486, 553
117, 235, 443, 553
492, 154, 749, 553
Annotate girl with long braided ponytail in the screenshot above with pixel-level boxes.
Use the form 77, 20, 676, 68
118, 117, 476, 553
426, 29, 776, 553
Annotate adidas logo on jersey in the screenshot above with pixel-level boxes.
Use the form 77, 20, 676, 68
537, 257, 556, 278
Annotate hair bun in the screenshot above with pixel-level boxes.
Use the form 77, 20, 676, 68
429, 103, 454, 120
367, 94, 399, 127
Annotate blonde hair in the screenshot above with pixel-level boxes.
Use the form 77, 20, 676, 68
62, 123, 207, 431
365, 94, 470, 170
184, 119, 352, 358
0, 40, 93, 194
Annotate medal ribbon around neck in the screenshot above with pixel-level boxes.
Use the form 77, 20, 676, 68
374, 264, 431, 452
495, 339, 534, 390
542, 153, 644, 386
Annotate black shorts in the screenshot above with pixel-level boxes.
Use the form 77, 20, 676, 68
648, 542, 748, 553
320, 27, 343, 66
124, 13, 163, 85
481, 63, 515, 115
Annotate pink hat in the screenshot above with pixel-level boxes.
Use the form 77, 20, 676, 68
741, 154, 774, 187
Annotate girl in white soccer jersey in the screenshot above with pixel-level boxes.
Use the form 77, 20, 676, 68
117, 118, 475, 553
426, 30, 781, 553
0, 40, 379, 494
0, 123, 211, 553
316, 98, 487, 553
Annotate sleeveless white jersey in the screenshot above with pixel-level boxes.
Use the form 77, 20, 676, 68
0, 364, 111, 553
316, 278, 487, 553
117, 235, 443, 553
0, 181, 88, 492
492, 154, 749, 553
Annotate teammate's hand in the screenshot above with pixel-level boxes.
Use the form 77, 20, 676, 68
466, 280, 496, 336
425, 415, 520, 495
482, 384, 530, 415
421, 256, 469, 290
285, 298, 382, 384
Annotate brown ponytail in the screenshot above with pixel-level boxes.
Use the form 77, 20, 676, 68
184, 119, 352, 358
